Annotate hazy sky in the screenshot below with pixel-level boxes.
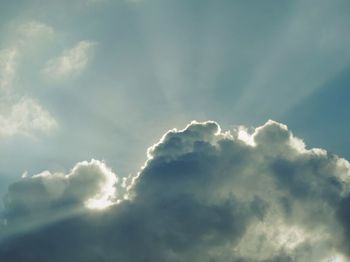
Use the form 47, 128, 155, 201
1, 0, 350, 261
1, 0, 349, 180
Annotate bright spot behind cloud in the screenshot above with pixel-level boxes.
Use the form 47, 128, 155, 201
1, 120, 350, 261
3, 159, 120, 215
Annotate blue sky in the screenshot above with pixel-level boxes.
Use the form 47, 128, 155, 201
1, 1, 350, 260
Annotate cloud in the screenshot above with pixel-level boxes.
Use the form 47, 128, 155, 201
43, 41, 96, 79
0, 20, 58, 138
0, 20, 57, 138
0, 48, 17, 91
3, 20, 55, 57
1, 120, 350, 261
4, 159, 119, 218
16, 20, 55, 43
0, 97, 57, 138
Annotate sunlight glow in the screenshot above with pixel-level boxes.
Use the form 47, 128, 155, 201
322, 253, 347, 262
85, 198, 113, 210
237, 127, 255, 146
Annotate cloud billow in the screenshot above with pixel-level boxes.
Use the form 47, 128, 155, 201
1, 120, 350, 261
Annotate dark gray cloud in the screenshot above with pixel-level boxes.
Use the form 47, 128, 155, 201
1, 120, 350, 261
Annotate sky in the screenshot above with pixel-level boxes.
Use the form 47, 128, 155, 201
1, 0, 350, 261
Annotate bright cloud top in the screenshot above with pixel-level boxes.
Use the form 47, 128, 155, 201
1, 120, 350, 261
43, 40, 96, 79
3, 159, 119, 217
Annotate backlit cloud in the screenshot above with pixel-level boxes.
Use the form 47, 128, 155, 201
1, 120, 350, 261
4, 159, 119, 217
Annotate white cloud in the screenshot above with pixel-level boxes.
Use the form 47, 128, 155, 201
0, 48, 18, 91
0, 97, 57, 138
2, 20, 56, 55
43, 41, 96, 79
2, 120, 350, 261
0, 20, 59, 138
16, 20, 54, 41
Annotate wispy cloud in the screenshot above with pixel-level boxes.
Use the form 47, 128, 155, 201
4, 20, 56, 53
43, 40, 96, 79
0, 20, 59, 138
16, 20, 54, 41
0, 97, 57, 138
0, 48, 18, 91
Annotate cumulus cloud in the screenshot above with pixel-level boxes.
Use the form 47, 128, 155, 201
0, 97, 57, 138
1, 120, 350, 261
0, 160, 122, 242
3, 159, 119, 219
43, 41, 96, 79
